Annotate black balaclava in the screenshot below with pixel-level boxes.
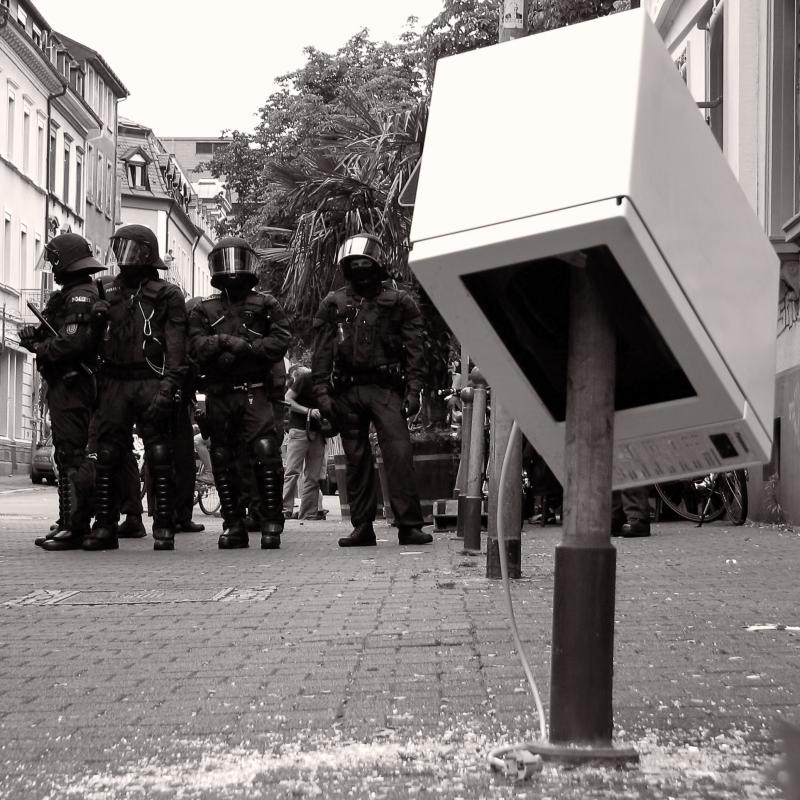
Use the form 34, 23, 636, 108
120, 265, 158, 288
218, 274, 256, 303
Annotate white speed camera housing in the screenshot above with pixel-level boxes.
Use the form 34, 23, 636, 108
409, 9, 778, 489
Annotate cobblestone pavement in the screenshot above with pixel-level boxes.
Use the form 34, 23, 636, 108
0, 480, 798, 798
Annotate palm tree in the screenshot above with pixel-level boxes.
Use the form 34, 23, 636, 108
268, 92, 452, 423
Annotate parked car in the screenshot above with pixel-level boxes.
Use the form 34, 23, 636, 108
30, 435, 57, 485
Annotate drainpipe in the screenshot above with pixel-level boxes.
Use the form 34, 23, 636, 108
45, 80, 68, 246
190, 230, 201, 298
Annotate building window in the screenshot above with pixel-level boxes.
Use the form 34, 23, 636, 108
127, 154, 149, 189
16, 5, 27, 26
2, 215, 10, 286
48, 126, 57, 192
86, 143, 94, 202
70, 67, 84, 97
6, 93, 15, 162
19, 226, 27, 286
105, 161, 112, 214
195, 141, 214, 155
96, 153, 103, 208
106, 87, 113, 130
63, 138, 71, 203
37, 121, 45, 185
32, 23, 41, 47
75, 151, 83, 213
86, 66, 94, 108
22, 107, 30, 174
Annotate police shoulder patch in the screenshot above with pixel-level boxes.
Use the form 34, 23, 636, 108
65, 322, 78, 335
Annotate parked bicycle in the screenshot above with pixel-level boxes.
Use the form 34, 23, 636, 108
654, 470, 748, 526
193, 462, 220, 516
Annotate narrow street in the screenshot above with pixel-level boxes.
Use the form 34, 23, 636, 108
0, 478, 794, 798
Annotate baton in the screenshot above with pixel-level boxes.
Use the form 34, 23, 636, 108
26, 301, 58, 337
26, 300, 95, 381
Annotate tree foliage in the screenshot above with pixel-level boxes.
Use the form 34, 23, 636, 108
206, 0, 629, 397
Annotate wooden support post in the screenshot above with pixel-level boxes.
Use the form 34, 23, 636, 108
549, 257, 618, 745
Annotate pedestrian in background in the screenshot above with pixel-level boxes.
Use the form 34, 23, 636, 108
282, 366, 327, 520
611, 487, 651, 537
311, 233, 432, 548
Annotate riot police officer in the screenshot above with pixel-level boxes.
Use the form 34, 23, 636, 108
19, 233, 103, 551
311, 233, 433, 547
188, 236, 290, 550
86, 224, 188, 551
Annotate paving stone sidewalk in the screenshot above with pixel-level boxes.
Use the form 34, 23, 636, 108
0, 484, 797, 799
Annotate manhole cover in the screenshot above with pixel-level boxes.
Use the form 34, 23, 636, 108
3, 586, 277, 607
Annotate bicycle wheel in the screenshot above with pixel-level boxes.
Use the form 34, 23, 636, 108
199, 485, 221, 515
721, 470, 748, 525
654, 475, 726, 523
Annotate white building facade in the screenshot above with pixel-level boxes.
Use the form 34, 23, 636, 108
645, 0, 800, 521
118, 119, 216, 300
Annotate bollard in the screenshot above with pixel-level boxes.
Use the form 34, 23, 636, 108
462, 370, 487, 552
455, 387, 474, 538
486, 400, 522, 579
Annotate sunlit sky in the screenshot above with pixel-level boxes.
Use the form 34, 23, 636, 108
37, 0, 445, 137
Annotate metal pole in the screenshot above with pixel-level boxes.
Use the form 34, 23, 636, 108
487, 401, 522, 578
462, 370, 487, 551
549, 256, 617, 745
455, 387, 474, 536
486, 0, 530, 577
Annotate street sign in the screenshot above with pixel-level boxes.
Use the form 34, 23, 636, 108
409, 10, 778, 489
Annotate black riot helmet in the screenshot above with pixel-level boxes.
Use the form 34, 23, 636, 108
208, 236, 260, 289
107, 224, 166, 270
44, 233, 104, 278
336, 233, 388, 280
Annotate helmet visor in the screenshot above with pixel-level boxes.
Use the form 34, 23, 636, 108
208, 246, 260, 276
109, 238, 153, 269
336, 236, 384, 268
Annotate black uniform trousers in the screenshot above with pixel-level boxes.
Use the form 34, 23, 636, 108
205, 386, 282, 523
47, 378, 94, 530
87, 415, 142, 517
93, 376, 174, 526
145, 402, 195, 522
334, 384, 424, 529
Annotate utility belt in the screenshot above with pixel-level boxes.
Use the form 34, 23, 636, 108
332, 362, 405, 393
100, 362, 161, 381
204, 379, 266, 396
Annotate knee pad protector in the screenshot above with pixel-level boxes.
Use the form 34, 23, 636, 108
96, 444, 119, 467
252, 437, 279, 464
146, 442, 172, 467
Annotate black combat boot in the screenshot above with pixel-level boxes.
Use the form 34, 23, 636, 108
338, 522, 377, 547
398, 527, 433, 546
83, 463, 119, 550
175, 519, 205, 533
253, 449, 284, 550
41, 471, 85, 551
214, 462, 248, 548
150, 460, 176, 552
36, 473, 71, 547
117, 513, 147, 538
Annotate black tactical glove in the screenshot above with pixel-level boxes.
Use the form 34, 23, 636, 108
18, 325, 41, 353
218, 334, 251, 358
317, 394, 337, 421
402, 391, 421, 419
91, 299, 110, 322
215, 352, 237, 370
147, 383, 175, 420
